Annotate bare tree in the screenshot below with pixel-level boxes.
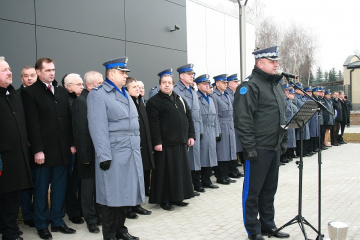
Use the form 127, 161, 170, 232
255, 17, 282, 50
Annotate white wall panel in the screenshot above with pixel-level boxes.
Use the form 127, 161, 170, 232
224, 15, 240, 75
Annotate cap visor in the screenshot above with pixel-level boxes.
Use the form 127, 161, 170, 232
265, 57, 281, 61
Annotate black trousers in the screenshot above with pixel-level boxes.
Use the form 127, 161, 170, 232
191, 170, 202, 189
144, 170, 151, 195
81, 178, 98, 225
102, 205, 127, 239
213, 161, 229, 181
320, 125, 326, 147
65, 155, 82, 219
338, 122, 346, 141
242, 149, 280, 235
228, 159, 239, 174
201, 167, 213, 187
331, 122, 340, 145
0, 190, 22, 240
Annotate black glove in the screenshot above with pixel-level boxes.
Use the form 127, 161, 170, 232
281, 143, 287, 155
245, 148, 258, 161
200, 133, 203, 140
216, 133, 222, 142
100, 160, 111, 171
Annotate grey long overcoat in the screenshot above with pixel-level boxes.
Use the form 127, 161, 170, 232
285, 98, 297, 148
87, 81, 145, 207
212, 88, 237, 161
294, 94, 310, 140
225, 87, 243, 152
197, 91, 219, 167
174, 82, 203, 171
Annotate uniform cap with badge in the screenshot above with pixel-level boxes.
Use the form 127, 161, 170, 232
294, 82, 303, 89
103, 57, 130, 72
312, 86, 321, 92
227, 74, 240, 82
158, 68, 173, 78
195, 74, 210, 84
304, 86, 312, 92
213, 74, 228, 82
177, 64, 195, 74
288, 88, 295, 94
325, 89, 331, 95
252, 46, 281, 60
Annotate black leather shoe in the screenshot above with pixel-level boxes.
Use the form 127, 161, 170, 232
193, 191, 200, 196
87, 223, 100, 233
37, 228, 52, 239
203, 184, 219, 189
248, 233, 265, 240
69, 216, 84, 224
225, 178, 236, 183
261, 228, 290, 238
117, 232, 139, 240
126, 209, 138, 219
216, 179, 230, 185
24, 219, 35, 227
160, 203, 174, 211
133, 205, 152, 215
51, 224, 76, 234
172, 201, 188, 207
228, 172, 241, 178
18, 230, 23, 235
194, 186, 205, 192
104, 238, 117, 240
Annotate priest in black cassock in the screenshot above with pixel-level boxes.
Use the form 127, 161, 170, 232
146, 69, 195, 211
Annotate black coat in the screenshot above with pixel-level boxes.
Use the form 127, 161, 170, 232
21, 79, 73, 167
332, 97, 342, 122
0, 85, 33, 193
71, 89, 95, 178
339, 99, 347, 124
131, 95, 155, 171
146, 90, 195, 147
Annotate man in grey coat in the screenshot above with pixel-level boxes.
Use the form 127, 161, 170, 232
87, 57, 144, 240
212, 74, 237, 185
173, 64, 204, 194
195, 74, 219, 189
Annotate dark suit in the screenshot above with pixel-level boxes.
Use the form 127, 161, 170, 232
71, 89, 98, 225
0, 85, 33, 239
21, 78, 73, 230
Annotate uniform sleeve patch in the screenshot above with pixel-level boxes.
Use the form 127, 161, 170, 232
239, 86, 248, 95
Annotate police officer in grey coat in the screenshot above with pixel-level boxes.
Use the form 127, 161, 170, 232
173, 64, 205, 193
87, 57, 144, 240
195, 74, 219, 189
294, 83, 311, 157
225, 74, 244, 178
212, 74, 237, 185
148, 85, 159, 99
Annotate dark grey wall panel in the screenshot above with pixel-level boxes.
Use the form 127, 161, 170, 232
36, 0, 125, 40
126, 0, 187, 51
0, 20, 36, 88
126, 42, 187, 99
0, 0, 35, 24
36, 27, 126, 83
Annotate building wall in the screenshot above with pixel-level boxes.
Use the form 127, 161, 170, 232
0, 0, 187, 98
186, 0, 255, 82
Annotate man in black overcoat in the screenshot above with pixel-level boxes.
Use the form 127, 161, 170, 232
21, 58, 76, 239
146, 69, 195, 211
72, 71, 103, 233
0, 57, 33, 240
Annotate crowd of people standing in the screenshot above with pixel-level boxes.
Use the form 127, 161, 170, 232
0, 46, 353, 240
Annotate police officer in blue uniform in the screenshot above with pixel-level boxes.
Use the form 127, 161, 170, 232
173, 64, 204, 194
212, 74, 237, 185
225, 74, 244, 178
195, 74, 220, 189
87, 57, 144, 240
233, 46, 289, 240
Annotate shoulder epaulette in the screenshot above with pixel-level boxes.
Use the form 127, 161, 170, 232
92, 85, 103, 91
242, 75, 253, 82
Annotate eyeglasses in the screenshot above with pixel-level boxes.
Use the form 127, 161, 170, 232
69, 83, 84, 87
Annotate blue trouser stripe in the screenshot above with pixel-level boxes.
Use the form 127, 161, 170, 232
242, 160, 251, 236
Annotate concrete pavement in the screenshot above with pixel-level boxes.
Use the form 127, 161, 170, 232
20, 141, 360, 240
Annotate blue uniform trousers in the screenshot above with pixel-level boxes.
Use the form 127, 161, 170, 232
242, 149, 280, 235
33, 165, 67, 230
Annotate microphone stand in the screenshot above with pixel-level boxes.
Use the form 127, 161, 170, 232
287, 79, 333, 240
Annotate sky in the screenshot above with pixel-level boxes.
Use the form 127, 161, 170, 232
248, 0, 360, 73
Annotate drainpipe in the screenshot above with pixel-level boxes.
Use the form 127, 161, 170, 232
349, 69, 354, 103
237, 0, 248, 81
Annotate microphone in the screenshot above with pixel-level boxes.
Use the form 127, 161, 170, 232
276, 70, 298, 79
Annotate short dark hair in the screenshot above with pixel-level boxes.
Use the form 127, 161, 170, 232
21, 66, 35, 76
35, 58, 54, 70
125, 77, 137, 88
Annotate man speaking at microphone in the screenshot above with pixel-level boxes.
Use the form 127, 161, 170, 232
234, 46, 289, 240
